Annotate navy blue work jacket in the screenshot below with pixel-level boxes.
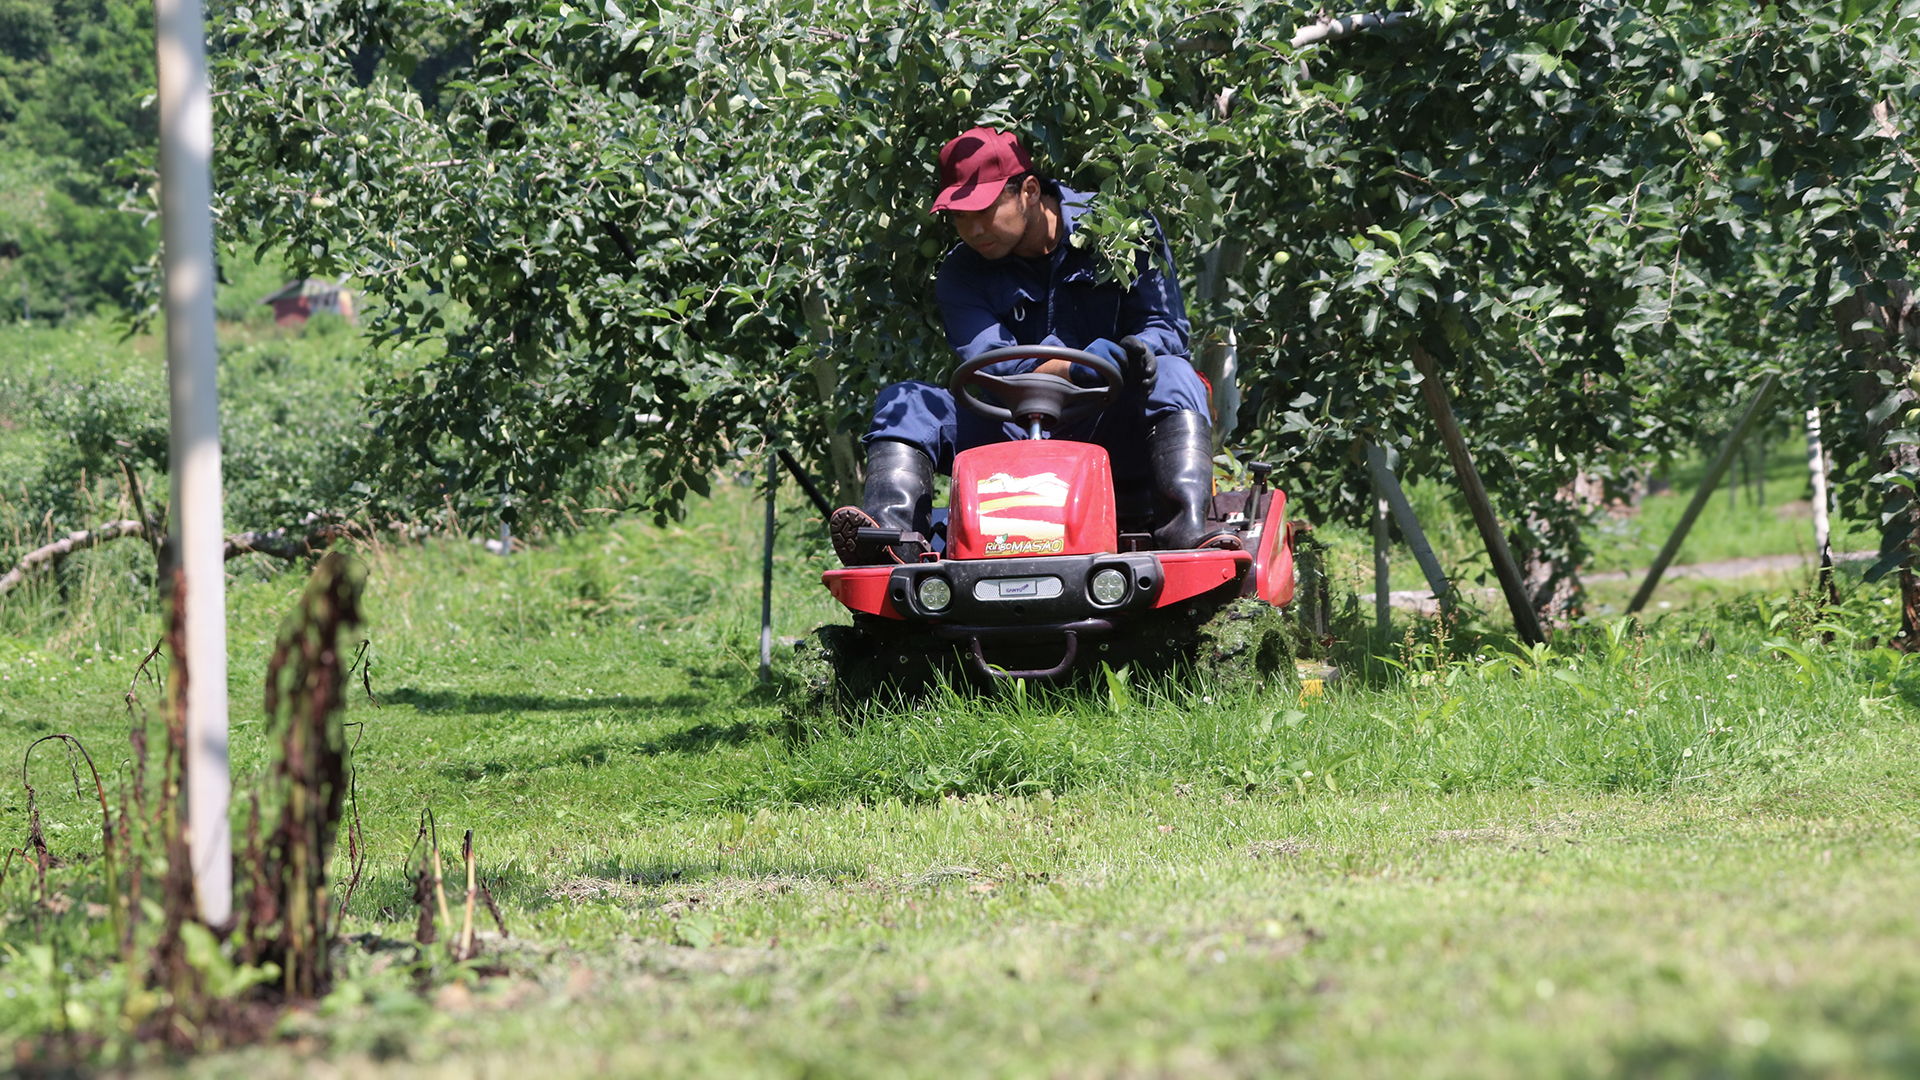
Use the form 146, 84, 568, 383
934, 185, 1191, 376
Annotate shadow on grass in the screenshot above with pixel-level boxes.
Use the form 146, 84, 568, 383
494, 858, 864, 913
582, 858, 861, 888
388, 687, 712, 716
354, 861, 551, 926
1590, 978, 1920, 1079
437, 721, 770, 781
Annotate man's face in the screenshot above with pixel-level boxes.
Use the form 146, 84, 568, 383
950, 178, 1032, 260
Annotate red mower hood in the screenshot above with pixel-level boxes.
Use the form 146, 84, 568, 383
946, 440, 1117, 560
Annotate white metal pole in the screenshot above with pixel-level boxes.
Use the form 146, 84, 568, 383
1806, 394, 1832, 565
759, 453, 777, 683
1806, 388, 1835, 604
1372, 483, 1391, 634
155, 0, 231, 925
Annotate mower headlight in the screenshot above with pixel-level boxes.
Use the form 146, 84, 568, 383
1090, 567, 1128, 605
917, 576, 953, 611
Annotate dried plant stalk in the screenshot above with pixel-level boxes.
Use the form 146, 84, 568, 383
251, 552, 365, 999
19, 736, 119, 949
428, 814, 453, 936
151, 567, 200, 1015
458, 830, 477, 960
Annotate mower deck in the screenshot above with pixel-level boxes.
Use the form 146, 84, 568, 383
823, 548, 1253, 625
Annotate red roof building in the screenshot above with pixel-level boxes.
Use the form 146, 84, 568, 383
261, 279, 355, 327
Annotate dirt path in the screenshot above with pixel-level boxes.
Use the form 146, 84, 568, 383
1583, 549, 1873, 583
1368, 551, 1873, 613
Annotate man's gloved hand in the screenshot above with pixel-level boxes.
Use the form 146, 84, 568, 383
1076, 338, 1128, 386
1119, 335, 1158, 392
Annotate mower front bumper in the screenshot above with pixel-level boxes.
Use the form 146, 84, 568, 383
822, 549, 1251, 625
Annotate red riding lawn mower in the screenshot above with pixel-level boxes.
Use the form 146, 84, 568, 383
785, 346, 1318, 721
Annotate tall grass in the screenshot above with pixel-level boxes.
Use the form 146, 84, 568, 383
747, 597, 1907, 808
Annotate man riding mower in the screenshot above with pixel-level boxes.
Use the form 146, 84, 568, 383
830, 126, 1233, 568
790, 128, 1301, 717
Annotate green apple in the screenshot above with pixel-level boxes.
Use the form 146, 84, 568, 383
1906, 368, 1920, 394
307, 195, 331, 208
450, 254, 468, 271
1905, 406, 1920, 427
353, 134, 369, 149
1272, 250, 1291, 266
1700, 131, 1725, 150
480, 345, 495, 358
1144, 172, 1166, 194
919, 238, 942, 259
951, 87, 972, 108
1143, 41, 1165, 64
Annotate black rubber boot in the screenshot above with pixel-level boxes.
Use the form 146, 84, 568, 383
1149, 411, 1241, 552
830, 439, 935, 566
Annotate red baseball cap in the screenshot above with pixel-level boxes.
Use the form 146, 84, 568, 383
931, 127, 1034, 213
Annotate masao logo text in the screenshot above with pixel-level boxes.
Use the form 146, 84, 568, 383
983, 536, 1064, 556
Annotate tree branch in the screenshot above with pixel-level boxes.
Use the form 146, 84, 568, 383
0, 520, 357, 598
1289, 12, 1409, 48
0, 521, 147, 598
1171, 12, 1410, 54
223, 523, 354, 561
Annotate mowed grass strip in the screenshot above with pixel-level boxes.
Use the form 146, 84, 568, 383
193, 778, 1920, 1078
0, 490, 1917, 1076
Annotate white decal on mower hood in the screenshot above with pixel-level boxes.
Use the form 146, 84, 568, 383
975, 471, 1069, 512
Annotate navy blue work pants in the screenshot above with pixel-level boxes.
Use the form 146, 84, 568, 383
865, 355, 1211, 492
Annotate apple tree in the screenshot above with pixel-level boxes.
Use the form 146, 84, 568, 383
209, 0, 1920, 630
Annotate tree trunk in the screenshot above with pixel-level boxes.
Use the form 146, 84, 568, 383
1410, 343, 1546, 644
1834, 282, 1920, 647
802, 292, 863, 507
1519, 516, 1582, 631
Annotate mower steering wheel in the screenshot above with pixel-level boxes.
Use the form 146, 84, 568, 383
950, 346, 1124, 430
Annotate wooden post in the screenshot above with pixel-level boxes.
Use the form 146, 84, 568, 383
1365, 441, 1453, 613
1410, 343, 1546, 644
1628, 373, 1779, 614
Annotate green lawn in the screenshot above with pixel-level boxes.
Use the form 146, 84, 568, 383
1, 477, 1917, 1076
3, 313, 1917, 1075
